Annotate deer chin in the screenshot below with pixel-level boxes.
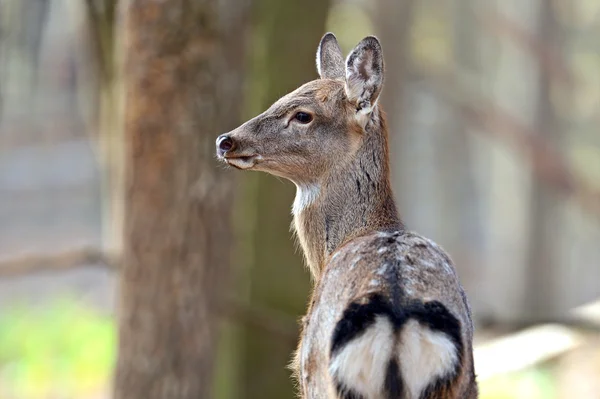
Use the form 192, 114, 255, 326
224, 154, 261, 170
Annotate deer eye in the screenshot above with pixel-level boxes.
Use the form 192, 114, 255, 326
293, 112, 313, 124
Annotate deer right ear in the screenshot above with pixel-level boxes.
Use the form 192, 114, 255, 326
345, 36, 384, 117
316, 33, 345, 80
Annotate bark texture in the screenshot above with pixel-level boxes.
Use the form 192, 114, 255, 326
114, 1, 249, 398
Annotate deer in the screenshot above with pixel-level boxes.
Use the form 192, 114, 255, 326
216, 33, 478, 399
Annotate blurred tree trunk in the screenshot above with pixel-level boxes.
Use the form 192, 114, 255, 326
377, 0, 484, 320
0, 0, 50, 102
480, 0, 543, 323
83, 0, 123, 258
525, 0, 563, 321
241, 1, 330, 398
376, 0, 413, 114
114, 0, 249, 398
437, 0, 485, 319
67, 0, 122, 258
375, 0, 414, 204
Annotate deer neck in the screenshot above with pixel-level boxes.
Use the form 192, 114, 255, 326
292, 110, 403, 278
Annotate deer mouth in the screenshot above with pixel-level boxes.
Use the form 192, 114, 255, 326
223, 153, 261, 170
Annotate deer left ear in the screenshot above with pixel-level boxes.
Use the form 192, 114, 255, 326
316, 33, 345, 80
345, 36, 384, 116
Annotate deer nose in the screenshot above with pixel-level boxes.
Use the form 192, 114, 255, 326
216, 134, 236, 153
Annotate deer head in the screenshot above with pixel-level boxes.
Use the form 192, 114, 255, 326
216, 33, 385, 186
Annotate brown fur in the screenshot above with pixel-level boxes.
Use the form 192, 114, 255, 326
217, 33, 478, 399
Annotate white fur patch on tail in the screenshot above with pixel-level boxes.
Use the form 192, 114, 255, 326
329, 316, 394, 398
398, 319, 459, 398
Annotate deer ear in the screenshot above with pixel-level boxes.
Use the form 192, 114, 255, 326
345, 36, 384, 115
316, 33, 345, 80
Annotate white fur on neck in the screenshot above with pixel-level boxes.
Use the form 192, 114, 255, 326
292, 183, 320, 216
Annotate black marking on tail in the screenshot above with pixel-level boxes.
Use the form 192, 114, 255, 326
331, 295, 462, 357
410, 300, 463, 367
384, 358, 403, 399
330, 294, 464, 399
413, 301, 464, 399
330, 293, 393, 355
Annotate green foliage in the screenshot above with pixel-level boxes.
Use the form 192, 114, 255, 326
0, 298, 115, 399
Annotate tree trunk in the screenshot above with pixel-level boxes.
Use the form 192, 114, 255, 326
66, 0, 122, 257
525, 0, 564, 321
375, 0, 413, 190
374, 0, 420, 231
0, 0, 50, 103
241, 1, 330, 398
480, 0, 543, 323
114, 0, 249, 398
375, 0, 413, 135
436, 0, 485, 320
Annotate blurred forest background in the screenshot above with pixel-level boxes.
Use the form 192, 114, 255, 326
1, 0, 600, 398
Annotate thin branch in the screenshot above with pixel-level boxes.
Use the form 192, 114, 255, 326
462, 101, 600, 218
0, 249, 300, 341
218, 298, 299, 342
415, 69, 600, 220
474, 323, 584, 381
1, 247, 598, 362
480, 11, 573, 87
0, 248, 116, 278
492, 317, 600, 334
